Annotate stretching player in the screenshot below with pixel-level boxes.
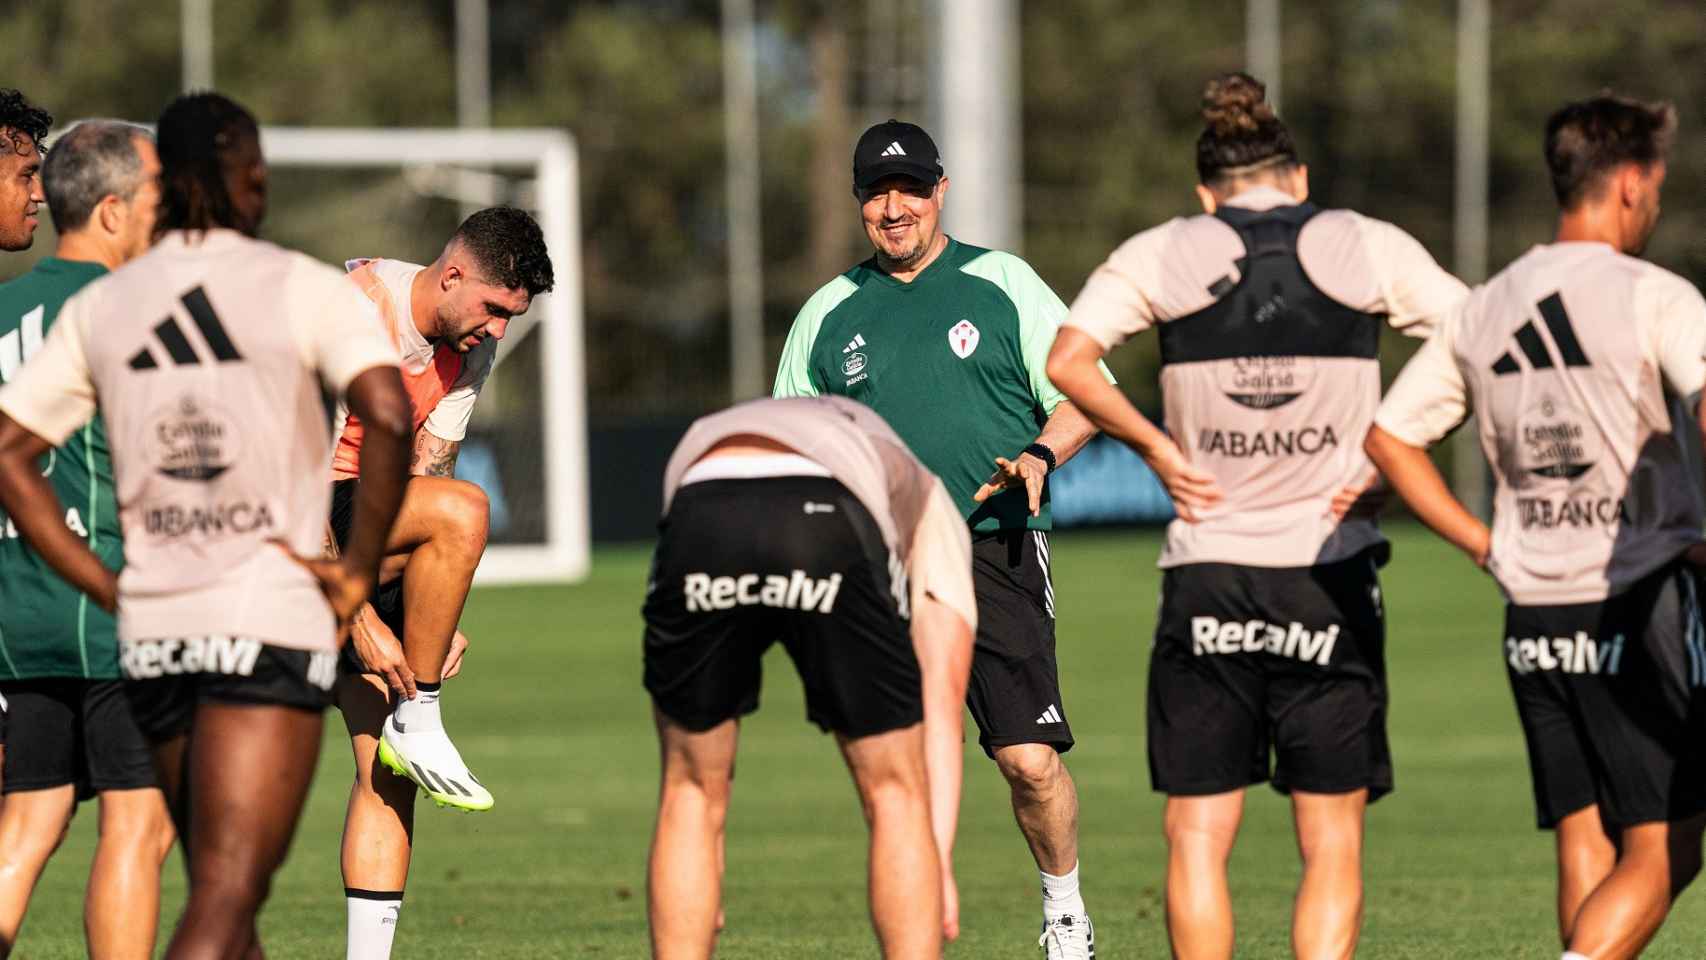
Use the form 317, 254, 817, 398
1367, 94, 1706, 960
327, 207, 553, 959
1046, 74, 1466, 959
0, 120, 174, 960
0, 92, 410, 958
645, 395, 975, 960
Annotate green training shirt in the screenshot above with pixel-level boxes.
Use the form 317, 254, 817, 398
774, 237, 1103, 533
0, 257, 122, 680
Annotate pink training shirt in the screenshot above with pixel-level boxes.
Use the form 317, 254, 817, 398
0, 229, 398, 651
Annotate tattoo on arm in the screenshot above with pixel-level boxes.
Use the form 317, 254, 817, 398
410, 430, 461, 478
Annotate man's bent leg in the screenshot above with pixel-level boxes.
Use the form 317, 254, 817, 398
385, 478, 488, 683
87, 788, 175, 960
0, 786, 75, 955
648, 709, 738, 960
164, 703, 321, 960
1290, 790, 1366, 960
1555, 804, 1616, 946
1566, 813, 1706, 960
1164, 790, 1244, 960
993, 743, 1079, 875
839, 723, 940, 960
339, 673, 415, 959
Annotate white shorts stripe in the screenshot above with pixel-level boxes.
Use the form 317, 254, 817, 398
1033, 530, 1056, 619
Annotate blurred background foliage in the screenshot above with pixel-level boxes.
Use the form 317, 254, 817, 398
3, 0, 1704, 419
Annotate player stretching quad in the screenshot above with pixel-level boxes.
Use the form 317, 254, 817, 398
1046, 74, 1467, 959
644, 395, 976, 960
0, 87, 52, 795
0, 120, 176, 960
1368, 94, 1706, 960
775, 119, 1106, 958
0, 92, 410, 959
325, 207, 552, 959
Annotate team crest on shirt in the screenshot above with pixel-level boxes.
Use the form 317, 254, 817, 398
948, 320, 979, 359
842, 352, 867, 376
144, 394, 241, 482
1516, 394, 1599, 481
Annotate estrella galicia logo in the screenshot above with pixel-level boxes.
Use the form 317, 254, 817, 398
144, 394, 241, 482
1217, 355, 1315, 409
842, 351, 867, 376
1517, 395, 1597, 481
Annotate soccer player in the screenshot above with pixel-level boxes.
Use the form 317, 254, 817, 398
325, 207, 553, 959
644, 394, 976, 960
774, 119, 1104, 957
1045, 74, 1467, 959
0, 92, 410, 959
0, 90, 49, 253
0, 119, 175, 960
1366, 94, 1706, 960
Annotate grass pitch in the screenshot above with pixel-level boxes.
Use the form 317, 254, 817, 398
16, 526, 1706, 957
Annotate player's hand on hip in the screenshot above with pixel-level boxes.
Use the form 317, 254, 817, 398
1328, 465, 1387, 521
349, 605, 417, 700
972, 453, 1047, 517
1146, 442, 1222, 523
442, 629, 469, 680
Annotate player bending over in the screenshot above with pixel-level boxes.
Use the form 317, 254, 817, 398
325, 207, 553, 959
1368, 94, 1706, 960
644, 396, 976, 960
0, 92, 410, 959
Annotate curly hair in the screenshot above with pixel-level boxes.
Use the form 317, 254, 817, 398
1195, 72, 1298, 185
0, 88, 52, 157
154, 92, 261, 236
453, 206, 555, 297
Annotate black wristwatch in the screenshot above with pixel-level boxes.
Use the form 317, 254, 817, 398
1022, 442, 1057, 474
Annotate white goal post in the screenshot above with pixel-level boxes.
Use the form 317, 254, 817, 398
260, 127, 589, 584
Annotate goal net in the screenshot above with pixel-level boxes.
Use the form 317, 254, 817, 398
260, 127, 589, 584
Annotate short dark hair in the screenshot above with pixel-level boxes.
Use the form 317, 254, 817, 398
154, 92, 260, 236
1545, 94, 1676, 210
43, 120, 151, 232
1195, 72, 1298, 185
0, 88, 52, 158
453, 206, 554, 297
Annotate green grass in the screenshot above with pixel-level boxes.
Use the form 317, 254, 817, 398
15, 526, 1706, 957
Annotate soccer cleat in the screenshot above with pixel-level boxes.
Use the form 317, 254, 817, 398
1038, 913, 1094, 960
376, 715, 494, 812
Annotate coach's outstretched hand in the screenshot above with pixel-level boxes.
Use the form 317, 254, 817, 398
973, 453, 1049, 516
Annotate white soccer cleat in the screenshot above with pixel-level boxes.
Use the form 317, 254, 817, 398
376, 715, 494, 812
1038, 913, 1094, 960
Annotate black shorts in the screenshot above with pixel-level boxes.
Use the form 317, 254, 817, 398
642, 475, 920, 739
1505, 561, 1706, 830
1148, 547, 1391, 800
967, 530, 1073, 757
0, 679, 154, 798
329, 478, 405, 674
121, 637, 339, 743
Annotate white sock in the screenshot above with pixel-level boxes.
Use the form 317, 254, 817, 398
1561, 953, 1592, 960
346, 890, 403, 959
394, 681, 442, 733
1040, 862, 1086, 919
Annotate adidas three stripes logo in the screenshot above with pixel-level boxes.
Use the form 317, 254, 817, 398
1490, 292, 1589, 376
408, 760, 479, 799
128, 287, 244, 370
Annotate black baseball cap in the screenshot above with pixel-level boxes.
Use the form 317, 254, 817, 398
853, 119, 944, 190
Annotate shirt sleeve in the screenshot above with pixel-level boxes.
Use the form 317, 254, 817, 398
0, 294, 96, 446
1064, 224, 1174, 352
423, 340, 496, 442
294, 262, 399, 396
1640, 271, 1706, 398
774, 275, 858, 398
907, 477, 976, 633
1352, 214, 1470, 338
1373, 309, 1469, 448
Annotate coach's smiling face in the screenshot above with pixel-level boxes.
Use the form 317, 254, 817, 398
859, 173, 948, 275
434, 264, 532, 353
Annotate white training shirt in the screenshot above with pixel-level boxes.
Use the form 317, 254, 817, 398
1066, 186, 1469, 568
1376, 242, 1706, 605
0, 229, 398, 651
